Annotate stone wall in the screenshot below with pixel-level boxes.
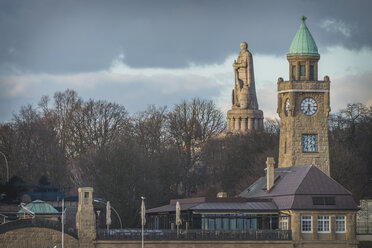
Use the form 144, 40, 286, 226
95, 240, 358, 248
0, 227, 79, 248
95, 240, 293, 248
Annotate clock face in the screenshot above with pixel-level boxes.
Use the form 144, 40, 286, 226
302, 134, 317, 152
300, 97, 317, 116
285, 98, 290, 116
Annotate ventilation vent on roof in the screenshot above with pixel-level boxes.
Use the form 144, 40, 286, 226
312, 196, 335, 205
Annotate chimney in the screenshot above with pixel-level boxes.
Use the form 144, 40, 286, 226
266, 157, 275, 192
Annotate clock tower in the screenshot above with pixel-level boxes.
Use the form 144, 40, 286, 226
277, 16, 330, 176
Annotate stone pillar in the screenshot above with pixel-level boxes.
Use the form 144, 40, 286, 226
241, 118, 247, 132
260, 118, 264, 129
296, 61, 300, 81
227, 118, 231, 132
248, 118, 253, 130
76, 187, 96, 248
231, 118, 235, 131
235, 117, 240, 131
330, 215, 336, 240
254, 118, 260, 130
312, 214, 318, 240
306, 60, 310, 80
346, 213, 356, 240
291, 211, 301, 241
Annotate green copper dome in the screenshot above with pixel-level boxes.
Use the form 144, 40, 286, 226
288, 16, 319, 56
17, 200, 58, 215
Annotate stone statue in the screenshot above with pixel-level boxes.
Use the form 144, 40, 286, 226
232, 42, 258, 110
227, 42, 263, 133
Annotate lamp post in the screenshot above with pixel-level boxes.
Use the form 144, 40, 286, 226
0, 151, 9, 183
93, 199, 123, 229
141, 196, 146, 248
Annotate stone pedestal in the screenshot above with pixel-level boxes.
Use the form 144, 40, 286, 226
227, 108, 263, 133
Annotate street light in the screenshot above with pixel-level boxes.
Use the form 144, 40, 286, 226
0, 151, 9, 183
94, 199, 123, 229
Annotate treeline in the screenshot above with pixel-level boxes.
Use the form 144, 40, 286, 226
0, 89, 371, 227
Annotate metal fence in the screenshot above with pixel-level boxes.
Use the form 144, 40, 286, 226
97, 229, 292, 241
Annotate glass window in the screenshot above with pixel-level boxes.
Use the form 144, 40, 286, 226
317, 216, 330, 233
237, 218, 244, 230
208, 218, 215, 230
301, 215, 312, 233
279, 216, 289, 230
300, 65, 306, 76
216, 218, 222, 230
292, 65, 296, 79
230, 218, 237, 230
223, 217, 229, 230
336, 216, 346, 233
309, 65, 314, 80
312, 196, 336, 205
302, 134, 318, 153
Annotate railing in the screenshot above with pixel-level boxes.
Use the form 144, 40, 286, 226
0, 218, 78, 239
97, 229, 292, 241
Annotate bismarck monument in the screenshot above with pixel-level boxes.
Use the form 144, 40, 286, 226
227, 42, 264, 132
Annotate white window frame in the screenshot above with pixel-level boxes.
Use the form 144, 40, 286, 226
301, 215, 312, 233
317, 215, 330, 233
335, 215, 346, 233
279, 216, 289, 230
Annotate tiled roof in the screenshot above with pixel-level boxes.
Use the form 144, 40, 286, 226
17, 200, 59, 215
190, 201, 277, 212
288, 16, 319, 56
239, 165, 358, 210
147, 198, 277, 214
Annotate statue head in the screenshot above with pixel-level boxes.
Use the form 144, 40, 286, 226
240, 42, 248, 51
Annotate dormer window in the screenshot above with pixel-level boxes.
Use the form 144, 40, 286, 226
312, 196, 335, 205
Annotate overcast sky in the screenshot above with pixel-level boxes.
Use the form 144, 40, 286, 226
1, 0, 371, 122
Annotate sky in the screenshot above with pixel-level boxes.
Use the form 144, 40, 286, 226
0, 0, 371, 122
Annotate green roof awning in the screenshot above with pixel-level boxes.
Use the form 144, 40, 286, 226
288, 16, 319, 57
17, 200, 58, 215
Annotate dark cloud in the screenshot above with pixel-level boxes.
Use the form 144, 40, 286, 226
0, 0, 371, 74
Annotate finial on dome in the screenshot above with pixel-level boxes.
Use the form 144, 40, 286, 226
301, 16, 307, 22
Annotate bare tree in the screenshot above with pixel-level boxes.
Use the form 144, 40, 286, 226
168, 98, 225, 196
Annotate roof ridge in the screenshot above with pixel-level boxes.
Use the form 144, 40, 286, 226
293, 165, 313, 195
